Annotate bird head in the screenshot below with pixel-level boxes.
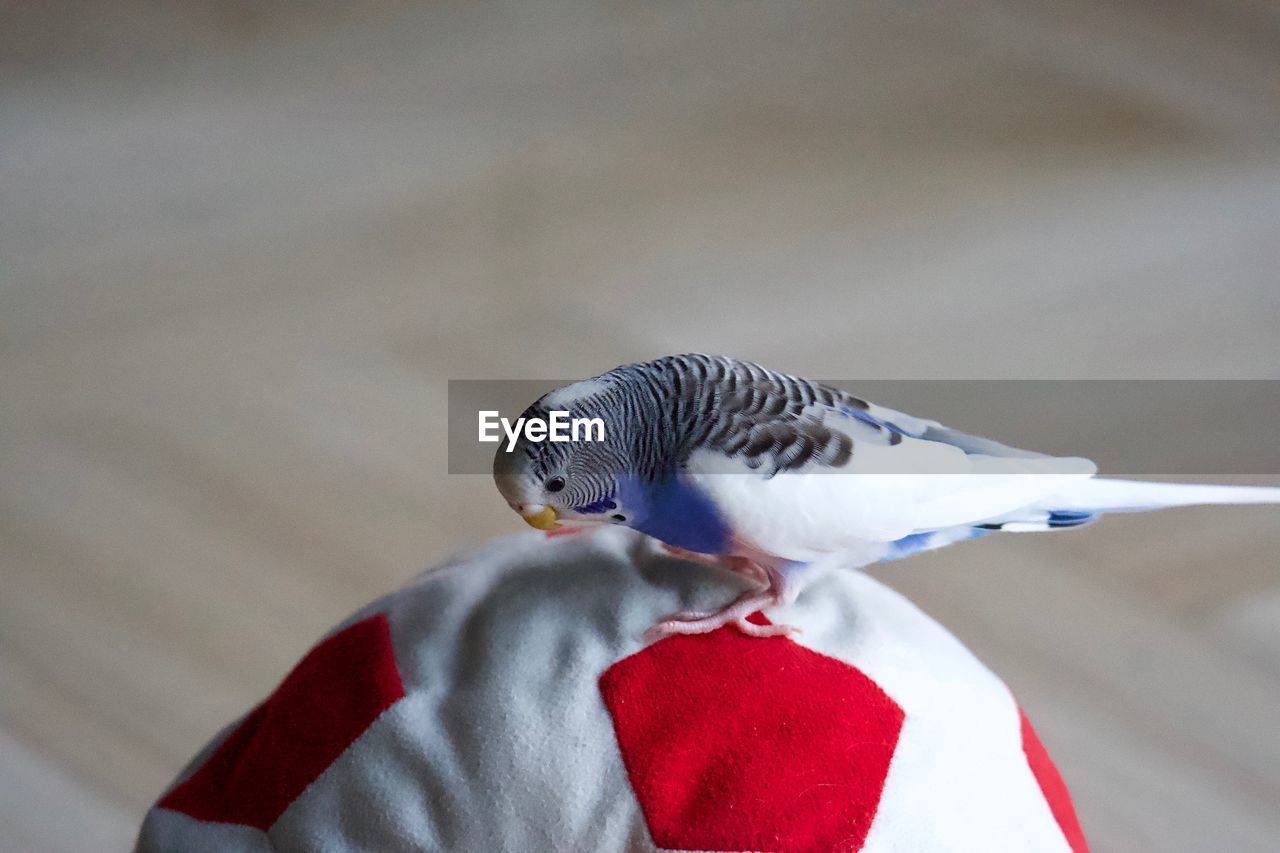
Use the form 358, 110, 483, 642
492, 378, 634, 531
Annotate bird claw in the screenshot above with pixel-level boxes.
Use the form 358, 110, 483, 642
642, 610, 801, 642
732, 618, 801, 638
642, 585, 798, 642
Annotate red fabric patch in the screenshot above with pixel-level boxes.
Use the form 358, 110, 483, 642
159, 613, 405, 830
1020, 709, 1089, 853
600, 614, 904, 852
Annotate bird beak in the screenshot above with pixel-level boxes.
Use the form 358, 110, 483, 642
521, 505, 560, 530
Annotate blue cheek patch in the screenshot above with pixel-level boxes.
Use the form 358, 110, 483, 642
618, 475, 731, 555
574, 498, 617, 514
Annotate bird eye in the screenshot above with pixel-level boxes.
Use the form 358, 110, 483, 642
545, 476, 565, 493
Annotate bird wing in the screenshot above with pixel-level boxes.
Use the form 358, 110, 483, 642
685, 355, 1067, 474
683, 364, 1096, 560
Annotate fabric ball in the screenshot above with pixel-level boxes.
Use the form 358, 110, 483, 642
137, 527, 1087, 853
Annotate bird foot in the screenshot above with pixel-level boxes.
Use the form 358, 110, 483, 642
642, 587, 800, 642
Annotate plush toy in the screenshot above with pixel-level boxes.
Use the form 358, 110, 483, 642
136, 528, 1088, 852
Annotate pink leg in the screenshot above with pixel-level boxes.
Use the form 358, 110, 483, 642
660, 545, 768, 585
643, 562, 801, 642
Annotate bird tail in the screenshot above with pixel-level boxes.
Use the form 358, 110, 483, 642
964, 478, 1280, 535
879, 478, 1280, 563
1044, 478, 1280, 514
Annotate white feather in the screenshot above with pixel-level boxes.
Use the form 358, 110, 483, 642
1036, 478, 1280, 512
684, 428, 1097, 562
541, 379, 611, 408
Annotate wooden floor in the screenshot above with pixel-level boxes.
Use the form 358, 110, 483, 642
2, 3, 1278, 850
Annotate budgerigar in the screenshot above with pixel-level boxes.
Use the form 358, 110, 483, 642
493, 354, 1280, 639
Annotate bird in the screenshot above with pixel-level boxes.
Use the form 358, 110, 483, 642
492, 354, 1280, 640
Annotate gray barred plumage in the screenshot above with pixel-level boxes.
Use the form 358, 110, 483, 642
521, 354, 892, 487
616, 354, 874, 476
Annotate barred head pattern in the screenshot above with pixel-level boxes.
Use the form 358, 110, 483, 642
495, 354, 882, 511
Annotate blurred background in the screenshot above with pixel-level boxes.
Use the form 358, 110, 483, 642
2, 2, 1278, 850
